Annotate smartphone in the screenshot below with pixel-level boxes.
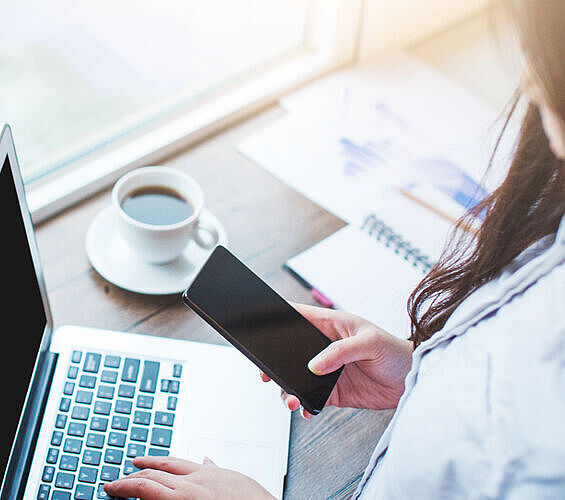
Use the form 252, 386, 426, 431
182, 246, 342, 415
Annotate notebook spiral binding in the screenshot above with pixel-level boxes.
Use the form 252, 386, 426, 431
360, 214, 434, 273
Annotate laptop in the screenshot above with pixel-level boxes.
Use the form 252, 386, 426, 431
0, 124, 291, 500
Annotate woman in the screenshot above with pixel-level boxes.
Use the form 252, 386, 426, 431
105, 0, 565, 498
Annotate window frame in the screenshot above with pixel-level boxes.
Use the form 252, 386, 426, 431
26, 0, 364, 223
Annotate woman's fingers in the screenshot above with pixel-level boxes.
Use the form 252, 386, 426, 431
260, 371, 270, 383
289, 302, 345, 341
280, 391, 313, 418
284, 393, 301, 412
104, 476, 175, 500
120, 468, 180, 489
133, 456, 201, 475
308, 335, 373, 375
299, 406, 314, 420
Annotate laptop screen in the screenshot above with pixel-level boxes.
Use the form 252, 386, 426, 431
0, 155, 47, 481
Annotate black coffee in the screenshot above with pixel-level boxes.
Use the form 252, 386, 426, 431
121, 186, 193, 225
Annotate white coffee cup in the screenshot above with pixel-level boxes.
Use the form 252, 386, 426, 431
112, 166, 218, 264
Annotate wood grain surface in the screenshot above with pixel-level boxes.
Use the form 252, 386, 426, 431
35, 106, 393, 499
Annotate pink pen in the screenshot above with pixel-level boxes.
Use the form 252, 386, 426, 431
311, 288, 334, 308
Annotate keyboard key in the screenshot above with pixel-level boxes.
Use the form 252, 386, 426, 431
111, 415, 129, 431
79, 375, 96, 389
154, 411, 174, 427
130, 426, 148, 442
97, 385, 114, 400
83, 353, 101, 373
60, 455, 79, 471
86, 433, 105, 449
103, 448, 123, 465
96, 483, 111, 499
123, 460, 140, 475
42, 466, 55, 483
169, 380, 180, 394
63, 382, 75, 396
63, 438, 82, 454
100, 370, 117, 384
67, 365, 79, 379
167, 396, 177, 411
74, 484, 95, 500
150, 428, 172, 448
55, 471, 75, 489
126, 443, 146, 458
100, 465, 120, 481
115, 400, 132, 414
68, 422, 86, 437
71, 351, 83, 364
93, 400, 111, 416
133, 410, 151, 426
37, 484, 50, 500
46, 448, 59, 464
104, 355, 121, 369
71, 406, 90, 421
82, 450, 102, 466
160, 379, 170, 392
52, 491, 71, 500
148, 447, 169, 457
121, 358, 140, 383
173, 363, 183, 378
140, 361, 159, 393
55, 414, 67, 429
117, 384, 135, 399
108, 431, 126, 447
75, 390, 93, 405
136, 395, 153, 409
59, 398, 71, 412
78, 466, 98, 484
51, 431, 64, 446
89, 417, 108, 432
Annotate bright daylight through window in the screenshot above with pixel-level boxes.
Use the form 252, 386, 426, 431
1, 0, 308, 183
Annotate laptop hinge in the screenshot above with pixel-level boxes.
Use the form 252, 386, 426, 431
1, 351, 58, 500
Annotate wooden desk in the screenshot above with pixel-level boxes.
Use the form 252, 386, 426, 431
35, 106, 394, 499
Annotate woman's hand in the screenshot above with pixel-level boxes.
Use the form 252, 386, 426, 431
104, 456, 275, 500
261, 303, 413, 418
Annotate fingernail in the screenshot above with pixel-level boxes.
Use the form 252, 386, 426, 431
308, 356, 323, 375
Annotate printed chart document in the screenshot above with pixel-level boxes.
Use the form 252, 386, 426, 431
238, 52, 515, 230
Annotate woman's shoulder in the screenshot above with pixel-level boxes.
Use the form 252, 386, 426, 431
490, 255, 565, 361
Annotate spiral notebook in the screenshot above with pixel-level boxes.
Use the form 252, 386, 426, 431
286, 213, 439, 339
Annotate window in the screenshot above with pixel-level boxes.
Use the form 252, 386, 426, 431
7, 0, 486, 222
3, 0, 309, 183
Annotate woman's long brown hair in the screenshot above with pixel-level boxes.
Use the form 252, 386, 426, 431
408, 0, 565, 347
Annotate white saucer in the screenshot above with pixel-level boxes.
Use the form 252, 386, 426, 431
86, 205, 227, 295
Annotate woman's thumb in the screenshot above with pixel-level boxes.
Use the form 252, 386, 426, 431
308, 336, 368, 375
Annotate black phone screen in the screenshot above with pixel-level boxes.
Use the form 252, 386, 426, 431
182, 246, 342, 415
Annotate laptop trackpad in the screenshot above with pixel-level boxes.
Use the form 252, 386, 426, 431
187, 437, 276, 492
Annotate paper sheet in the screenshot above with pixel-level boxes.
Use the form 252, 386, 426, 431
238, 53, 516, 234
286, 224, 425, 338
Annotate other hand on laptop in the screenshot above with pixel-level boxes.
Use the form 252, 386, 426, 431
104, 455, 275, 499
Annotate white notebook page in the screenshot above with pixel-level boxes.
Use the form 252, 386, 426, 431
287, 225, 427, 339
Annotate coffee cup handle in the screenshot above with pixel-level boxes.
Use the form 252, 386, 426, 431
193, 219, 220, 250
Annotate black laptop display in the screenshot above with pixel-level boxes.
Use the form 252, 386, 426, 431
1, 151, 51, 496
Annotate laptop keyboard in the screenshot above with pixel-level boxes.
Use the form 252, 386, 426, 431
37, 350, 183, 500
